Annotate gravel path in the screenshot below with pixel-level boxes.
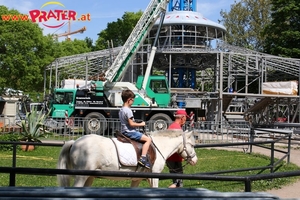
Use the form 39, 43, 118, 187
262, 147, 300, 199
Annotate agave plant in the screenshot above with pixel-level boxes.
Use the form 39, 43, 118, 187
18, 105, 51, 143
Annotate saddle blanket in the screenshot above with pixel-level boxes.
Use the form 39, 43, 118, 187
111, 138, 137, 166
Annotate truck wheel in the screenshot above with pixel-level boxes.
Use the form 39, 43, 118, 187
84, 112, 107, 135
149, 113, 172, 131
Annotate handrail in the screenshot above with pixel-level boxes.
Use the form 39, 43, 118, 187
1, 165, 300, 192
0, 134, 294, 192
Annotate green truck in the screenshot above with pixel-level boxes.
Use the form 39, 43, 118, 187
48, 0, 184, 134
50, 75, 180, 134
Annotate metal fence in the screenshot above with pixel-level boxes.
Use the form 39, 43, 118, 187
42, 117, 252, 145
0, 116, 254, 145
0, 119, 297, 197
0, 132, 294, 194
0, 116, 20, 133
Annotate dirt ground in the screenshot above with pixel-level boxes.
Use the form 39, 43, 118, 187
261, 146, 300, 199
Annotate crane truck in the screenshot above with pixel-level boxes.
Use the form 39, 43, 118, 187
49, 0, 186, 134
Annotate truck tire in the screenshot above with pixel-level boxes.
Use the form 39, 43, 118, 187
84, 112, 107, 135
149, 113, 172, 131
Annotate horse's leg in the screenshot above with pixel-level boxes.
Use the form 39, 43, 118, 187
73, 175, 90, 187
130, 180, 141, 187
84, 176, 95, 187
148, 178, 159, 188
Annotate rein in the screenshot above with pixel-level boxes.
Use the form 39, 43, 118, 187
178, 131, 196, 163
165, 131, 196, 172
144, 129, 166, 161
146, 129, 196, 170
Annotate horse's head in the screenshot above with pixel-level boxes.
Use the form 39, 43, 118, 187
178, 131, 198, 166
149, 129, 198, 166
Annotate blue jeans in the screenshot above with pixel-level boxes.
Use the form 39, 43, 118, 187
122, 131, 143, 141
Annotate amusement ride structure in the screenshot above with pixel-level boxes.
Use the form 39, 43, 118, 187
45, 0, 300, 131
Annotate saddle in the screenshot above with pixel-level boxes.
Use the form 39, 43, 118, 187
115, 130, 156, 168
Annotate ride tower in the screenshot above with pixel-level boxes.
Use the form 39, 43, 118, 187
149, 0, 226, 90
168, 0, 196, 11
167, 0, 197, 89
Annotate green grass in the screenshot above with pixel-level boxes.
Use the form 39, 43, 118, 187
0, 146, 299, 192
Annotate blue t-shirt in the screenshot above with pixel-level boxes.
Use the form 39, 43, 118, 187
119, 107, 137, 133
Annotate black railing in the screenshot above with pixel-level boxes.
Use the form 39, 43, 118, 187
0, 187, 279, 199
2, 165, 300, 193
0, 130, 296, 192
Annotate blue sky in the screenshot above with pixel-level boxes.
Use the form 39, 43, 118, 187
0, 0, 237, 43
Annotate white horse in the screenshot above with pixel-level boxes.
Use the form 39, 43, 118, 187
57, 130, 198, 187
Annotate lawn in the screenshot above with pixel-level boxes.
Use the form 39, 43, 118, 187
0, 145, 299, 192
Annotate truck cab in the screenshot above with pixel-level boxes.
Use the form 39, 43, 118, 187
50, 88, 76, 118
136, 75, 170, 107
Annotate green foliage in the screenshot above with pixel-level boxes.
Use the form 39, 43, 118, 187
18, 106, 51, 143
0, 6, 53, 92
84, 37, 96, 51
220, 0, 272, 51
263, 0, 300, 58
0, 5, 93, 94
55, 39, 92, 57
0, 133, 19, 151
95, 11, 143, 50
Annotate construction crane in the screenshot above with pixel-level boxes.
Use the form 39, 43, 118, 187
53, 21, 86, 40
48, 0, 173, 135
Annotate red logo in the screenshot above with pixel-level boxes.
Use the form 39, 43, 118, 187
29, 1, 76, 28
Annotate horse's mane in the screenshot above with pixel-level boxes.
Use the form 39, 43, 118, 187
148, 129, 185, 138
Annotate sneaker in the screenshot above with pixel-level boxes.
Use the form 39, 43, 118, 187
168, 183, 177, 188
176, 181, 183, 188
138, 156, 151, 169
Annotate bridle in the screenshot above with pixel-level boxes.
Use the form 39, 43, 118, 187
178, 131, 196, 164
148, 130, 196, 167
143, 127, 196, 167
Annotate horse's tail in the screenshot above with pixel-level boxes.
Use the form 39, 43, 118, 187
57, 140, 75, 187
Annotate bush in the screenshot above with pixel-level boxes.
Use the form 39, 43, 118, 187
0, 133, 20, 151
18, 106, 51, 143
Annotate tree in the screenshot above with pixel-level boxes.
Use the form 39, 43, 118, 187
263, 0, 300, 58
95, 11, 143, 50
220, 0, 272, 51
0, 6, 54, 92
57, 39, 91, 57
0, 6, 93, 93
84, 37, 95, 51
